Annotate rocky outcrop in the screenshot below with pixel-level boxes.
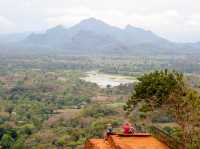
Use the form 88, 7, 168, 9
84, 133, 170, 149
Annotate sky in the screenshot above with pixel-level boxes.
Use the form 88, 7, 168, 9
0, 0, 200, 42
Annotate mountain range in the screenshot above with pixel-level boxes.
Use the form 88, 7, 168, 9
0, 18, 200, 55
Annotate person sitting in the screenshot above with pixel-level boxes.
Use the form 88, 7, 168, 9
129, 125, 135, 134
104, 123, 113, 140
107, 123, 113, 134
122, 122, 135, 134
122, 122, 131, 134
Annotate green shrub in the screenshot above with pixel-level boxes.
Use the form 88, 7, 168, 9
82, 104, 118, 118
139, 112, 147, 119
12, 138, 27, 149
163, 127, 182, 141
152, 113, 175, 123
139, 103, 152, 112
19, 124, 36, 135
0, 134, 15, 149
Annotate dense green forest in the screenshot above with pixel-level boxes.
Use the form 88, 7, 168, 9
0, 54, 200, 75
0, 55, 200, 148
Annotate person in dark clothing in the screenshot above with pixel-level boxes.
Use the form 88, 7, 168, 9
104, 123, 113, 140
106, 123, 113, 134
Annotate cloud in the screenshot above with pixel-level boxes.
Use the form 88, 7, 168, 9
0, 16, 15, 33
46, 6, 94, 27
186, 14, 200, 30
0, 16, 14, 27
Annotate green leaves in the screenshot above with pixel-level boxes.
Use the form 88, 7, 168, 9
0, 134, 15, 149
126, 69, 185, 109
125, 69, 200, 148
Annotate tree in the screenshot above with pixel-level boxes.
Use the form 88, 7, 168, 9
125, 69, 185, 111
0, 134, 15, 149
125, 69, 200, 148
0, 81, 5, 98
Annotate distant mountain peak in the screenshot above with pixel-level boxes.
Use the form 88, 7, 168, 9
46, 25, 66, 34
18, 17, 200, 55
80, 17, 105, 24
76, 17, 111, 28
125, 24, 134, 29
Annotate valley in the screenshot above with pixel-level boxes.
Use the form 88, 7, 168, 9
0, 54, 200, 148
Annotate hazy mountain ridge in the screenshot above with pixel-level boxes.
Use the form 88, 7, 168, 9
0, 18, 199, 55
0, 32, 30, 44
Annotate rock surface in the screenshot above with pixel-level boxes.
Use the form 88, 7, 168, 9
84, 133, 170, 149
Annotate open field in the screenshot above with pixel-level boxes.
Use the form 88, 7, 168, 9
81, 71, 137, 88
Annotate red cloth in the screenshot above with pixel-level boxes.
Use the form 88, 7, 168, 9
122, 124, 131, 134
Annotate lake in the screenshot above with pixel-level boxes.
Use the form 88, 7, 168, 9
81, 71, 137, 88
